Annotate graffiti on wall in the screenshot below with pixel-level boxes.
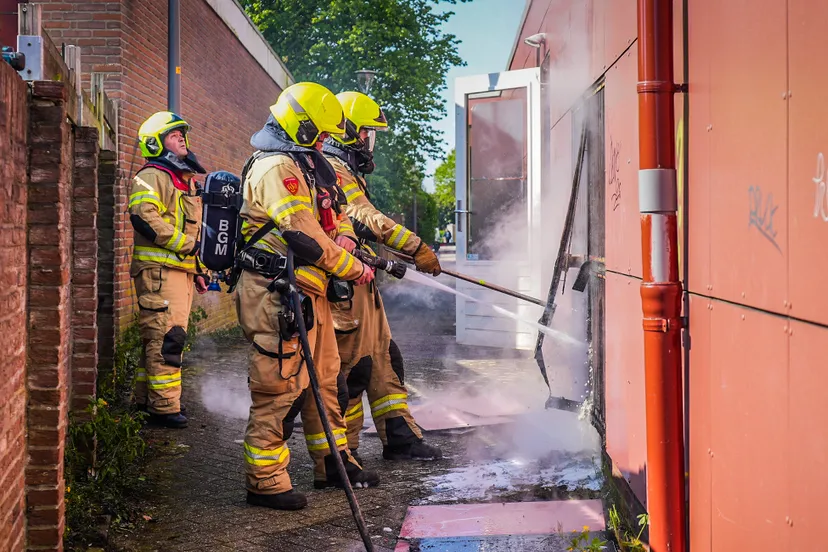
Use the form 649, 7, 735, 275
609, 138, 621, 211
813, 153, 828, 221
748, 185, 782, 253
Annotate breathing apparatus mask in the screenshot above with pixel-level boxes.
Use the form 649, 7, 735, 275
353, 129, 379, 173
341, 118, 379, 174
355, 146, 375, 174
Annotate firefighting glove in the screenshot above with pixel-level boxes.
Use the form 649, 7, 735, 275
413, 242, 441, 276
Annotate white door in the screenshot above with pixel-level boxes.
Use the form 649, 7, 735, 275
454, 68, 543, 350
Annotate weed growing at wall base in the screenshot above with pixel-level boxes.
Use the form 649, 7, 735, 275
607, 505, 648, 552
566, 526, 609, 551
64, 398, 146, 549
64, 316, 147, 549
64, 308, 207, 549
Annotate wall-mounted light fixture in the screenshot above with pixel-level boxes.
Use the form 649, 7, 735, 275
356, 69, 378, 94
523, 33, 547, 67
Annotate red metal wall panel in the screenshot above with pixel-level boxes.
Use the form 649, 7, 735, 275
590, 0, 607, 82
604, 272, 647, 506
688, 295, 712, 551
542, 1, 595, 127
603, 48, 642, 278
705, 0, 789, 313
789, 321, 828, 548
542, 110, 572, 286
684, 0, 712, 294
787, 0, 828, 327
547, 112, 572, 215
709, 301, 789, 551
602, 0, 637, 67
508, 1, 546, 71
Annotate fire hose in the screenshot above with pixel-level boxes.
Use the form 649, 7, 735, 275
285, 249, 374, 552
380, 246, 546, 306
436, 268, 546, 307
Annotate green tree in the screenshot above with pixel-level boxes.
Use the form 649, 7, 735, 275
414, 189, 439, 246
433, 148, 456, 226
241, 0, 469, 220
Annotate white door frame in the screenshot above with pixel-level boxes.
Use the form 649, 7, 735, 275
454, 67, 543, 348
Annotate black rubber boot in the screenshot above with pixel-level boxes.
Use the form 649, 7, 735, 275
383, 439, 443, 461
246, 489, 307, 511
146, 412, 188, 429
314, 450, 380, 489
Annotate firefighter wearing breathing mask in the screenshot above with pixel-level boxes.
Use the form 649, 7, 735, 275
322, 91, 443, 463
129, 111, 209, 430
236, 82, 380, 512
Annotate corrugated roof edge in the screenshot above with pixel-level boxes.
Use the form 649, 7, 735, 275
505, 0, 532, 70
203, 0, 296, 89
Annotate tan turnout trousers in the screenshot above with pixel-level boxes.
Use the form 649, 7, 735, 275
236, 269, 362, 493
333, 278, 422, 450
134, 267, 194, 414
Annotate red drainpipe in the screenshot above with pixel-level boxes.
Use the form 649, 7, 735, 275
636, 1, 687, 551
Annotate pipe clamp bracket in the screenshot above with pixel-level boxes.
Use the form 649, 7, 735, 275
643, 317, 683, 332
639, 169, 677, 213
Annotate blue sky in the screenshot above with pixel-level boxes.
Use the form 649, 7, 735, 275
421, 0, 525, 192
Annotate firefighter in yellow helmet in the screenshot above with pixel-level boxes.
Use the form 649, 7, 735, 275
236, 82, 380, 511
321, 91, 442, 462
130, 111, 209, 429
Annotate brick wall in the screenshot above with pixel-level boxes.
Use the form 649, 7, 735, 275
117, 0, 284, 333
26, 81, 74, 551
71, 128, 100, 414
0, 58, 30, 552
96, 151, 117, 373
44, 0, 286, 334
40, 2, 123, 88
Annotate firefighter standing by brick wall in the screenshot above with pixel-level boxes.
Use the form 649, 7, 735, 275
236, 82, 381, 512
321, 91, 443, 462
129, 111, 209, 429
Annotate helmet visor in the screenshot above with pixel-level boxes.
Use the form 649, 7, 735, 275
361, 126, 387, 152
365, 129, 376, 152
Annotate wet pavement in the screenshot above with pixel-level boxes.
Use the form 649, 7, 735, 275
112, 247, 607, 552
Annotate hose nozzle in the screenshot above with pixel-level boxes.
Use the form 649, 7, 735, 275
352, 249, 407, 279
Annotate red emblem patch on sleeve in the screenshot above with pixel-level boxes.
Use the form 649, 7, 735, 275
336, 175, 342, 185
282, 176, 299, 195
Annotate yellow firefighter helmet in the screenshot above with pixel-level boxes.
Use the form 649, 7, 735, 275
138, 111, 191, 158
333, 91, 388, 150
270, 82, 346, 147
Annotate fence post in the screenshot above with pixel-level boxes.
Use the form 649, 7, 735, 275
16, 3, 43, 81
64, 44, 82, 124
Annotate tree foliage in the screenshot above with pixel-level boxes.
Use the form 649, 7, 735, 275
241, 0, 469, 231
433, 148, 456, 226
